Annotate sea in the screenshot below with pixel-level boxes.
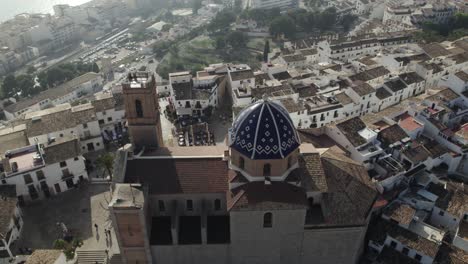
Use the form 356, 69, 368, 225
0, 0, 92, 23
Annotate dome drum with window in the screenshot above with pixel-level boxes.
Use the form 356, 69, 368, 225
229, 99, 300, 178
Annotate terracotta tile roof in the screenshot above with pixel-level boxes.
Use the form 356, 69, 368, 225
227, 182, 307, 211
384, 79, 407, 93
351, 82, 375, 96
26, 103, 97, 137
426, 88, 460, 102
0, 185, 17, 239
458, 219, 468, 240
320, 149, 378, 226
335, 92, 353, 105
378, 124, 409, 147
395, 113, 423, 132
92, 93, 116, 112
349, 66, 390, 82
368, 218, 440, 258
399, 72, 425, 85
336, 117, 367, 147
376, 246, 419, 264
278, 98, 306, 113
420, 61, 444, 73
434, 243, 468, 264
26, 250, 62, 264
124, 157, 229, 194
299, 48, 317, 56
282, 54, 306, 63
43, 136, 81, 165
289, 153, 328, 192
435, 182, 468, 217
402, 145, 430, 164
423, 141, 448, 158
455, 123, 468, 140
230, 70, 254, 81
455, 71, 468, 82
421, 43, 451, 58
383, 202, 415, 226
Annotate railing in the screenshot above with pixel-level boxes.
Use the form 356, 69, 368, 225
62, 173, 74, 180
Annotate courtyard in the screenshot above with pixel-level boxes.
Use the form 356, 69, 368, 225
13, 184, 119, 255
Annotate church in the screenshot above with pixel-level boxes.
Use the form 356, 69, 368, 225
109, 72, 378, 264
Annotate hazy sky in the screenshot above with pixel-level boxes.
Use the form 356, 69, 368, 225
0, 0, 92, 22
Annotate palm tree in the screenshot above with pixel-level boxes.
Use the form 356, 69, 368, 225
96, 153, 114, 181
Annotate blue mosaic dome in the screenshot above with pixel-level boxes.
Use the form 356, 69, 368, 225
229, 99, 300, 160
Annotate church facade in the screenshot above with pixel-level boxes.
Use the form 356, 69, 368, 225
109, 72, 378, 264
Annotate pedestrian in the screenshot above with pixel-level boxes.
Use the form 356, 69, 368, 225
94, 223, 98, 230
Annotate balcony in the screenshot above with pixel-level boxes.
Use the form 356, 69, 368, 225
61, 172, 74, 180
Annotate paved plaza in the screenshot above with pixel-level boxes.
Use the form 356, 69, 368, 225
14, 184, 119, 255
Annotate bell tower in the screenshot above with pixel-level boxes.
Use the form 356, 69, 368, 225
122, 72, 164, 148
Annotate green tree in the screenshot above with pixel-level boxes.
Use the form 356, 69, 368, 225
161, 24, 172, 32
454, 13, 468, 29
96, 153, 114, 181
2, 75, 17, 97
340, 14, 357, 31
226, 31, 247, 48
270, 16, 296, 38
317, 8, 337, 30
215, 36, 226, 49
207, 10, 236, 32
16, 75, 35, 97
26, 65, 36, 74
296, 11, 315, 32
263, 40, 270, 62
53, 239, 67, 250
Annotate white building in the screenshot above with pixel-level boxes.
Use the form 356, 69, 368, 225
24, 103, 104, 153
0, 137, 88, 203
168, 71, 225, 118
3, 72, 102, 120
317, 33, 412, 62
91, 92, 126, 142
326, 117, 384, 165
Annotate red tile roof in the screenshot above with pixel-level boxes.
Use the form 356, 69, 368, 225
396, 113, 423, 132
124, 158, 229, 194
227, 182, 307, 211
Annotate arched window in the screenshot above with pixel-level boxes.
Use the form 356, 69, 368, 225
214, 199, 221, 211
287, 156, 293, 169
263, 212, 272, 228
135, 99, 143, 118
263, 163, 271, 176
239, 157, 245, 169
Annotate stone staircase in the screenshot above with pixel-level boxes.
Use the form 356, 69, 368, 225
76, 250, 108, 264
